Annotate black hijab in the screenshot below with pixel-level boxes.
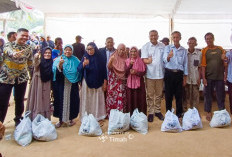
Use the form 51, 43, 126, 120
40, 46, 53, 82
78, 42, 107, 88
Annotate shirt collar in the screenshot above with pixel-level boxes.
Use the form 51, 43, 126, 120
171, 44, 185, 50
187, 49, 197, 54
106, 48, 115, 53
149, 42, 160, 47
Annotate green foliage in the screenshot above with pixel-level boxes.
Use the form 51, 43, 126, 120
7, 10, 44, 32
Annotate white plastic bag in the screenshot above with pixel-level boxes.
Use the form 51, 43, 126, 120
32, 114, 57, 141
14, 111, 32, 146
210, 109, 231, 128
108, 109, 130, 135
182, 107, 203, 130
79, 113, 102, 136
161, 109, 182, 133
130, 108, 148, 134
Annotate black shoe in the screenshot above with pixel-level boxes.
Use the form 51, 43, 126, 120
155, 112, 164, 121
15, 121, 20, 127
148, 114, 154, 122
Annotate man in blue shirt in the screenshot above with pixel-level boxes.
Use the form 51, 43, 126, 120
163, 31, 188, 118
52, 37, 63, 60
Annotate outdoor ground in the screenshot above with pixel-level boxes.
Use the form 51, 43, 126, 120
1, 93, 232, 157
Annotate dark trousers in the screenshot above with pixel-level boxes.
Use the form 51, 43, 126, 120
164, 69, 183, 117
0, 81, 27, 123
227, 81, 232, 114
204, 79, 225, 112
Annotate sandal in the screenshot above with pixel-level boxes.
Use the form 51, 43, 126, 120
98, 120, 104, 127
55, 121, 63, 128
69, 120, 76, 127
206, 112, 212, 121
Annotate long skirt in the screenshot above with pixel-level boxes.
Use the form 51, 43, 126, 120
26, 69, 51, 120
53, 74, 79, 123
79, 79, 106, 121
106, 70, 127, 117
125, 78, 147, 115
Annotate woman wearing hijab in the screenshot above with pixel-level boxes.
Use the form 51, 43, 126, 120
26, 46, 53, 120
125, 46, 147, 115
78, 42, 107, 121
106, 44, 128, 116
52, 45, 81, 127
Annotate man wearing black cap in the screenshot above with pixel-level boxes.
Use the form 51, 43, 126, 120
72, 35, 85, 60
160, 37, 170, 46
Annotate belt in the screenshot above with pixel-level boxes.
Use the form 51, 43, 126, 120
165, 68, 182, 73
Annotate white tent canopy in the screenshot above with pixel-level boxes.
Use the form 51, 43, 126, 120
26, 0, 232, 19
18, 0, 232, 49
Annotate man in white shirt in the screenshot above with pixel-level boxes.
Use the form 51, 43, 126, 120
141, 30, 165, 122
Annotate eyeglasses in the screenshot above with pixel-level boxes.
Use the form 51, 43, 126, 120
86, 48, 94, 51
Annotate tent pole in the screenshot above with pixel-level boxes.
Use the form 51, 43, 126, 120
43, 13, 47, 37
3, 19, 7, 33
169, 17, 174, 44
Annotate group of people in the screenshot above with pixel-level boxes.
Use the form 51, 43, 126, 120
0, 28, 231, 132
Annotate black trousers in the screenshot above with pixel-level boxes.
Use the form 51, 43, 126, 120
0, 81, 27, 123
204, 79, 225, 112
164, 69, 183, 117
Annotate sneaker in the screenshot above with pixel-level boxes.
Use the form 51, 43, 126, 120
155, 112, 164, 121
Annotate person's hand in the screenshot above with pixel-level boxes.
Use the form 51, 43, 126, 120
130, 58, 135, 65
13, 50, 23, 58
224, 74, 227, 83
102, 80, 107, 92
148, 56, 152, 64
167, 49, 174, 61
34, 51, 41, 59
109, 55, 115, 63
197, 78, 201, 86
221, 53, 226, 60
183, 77, 187, 87
59, 56, 64, 69
130, 69, 137, 75
203, 78, 207, 86
83, 57, 89, 67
